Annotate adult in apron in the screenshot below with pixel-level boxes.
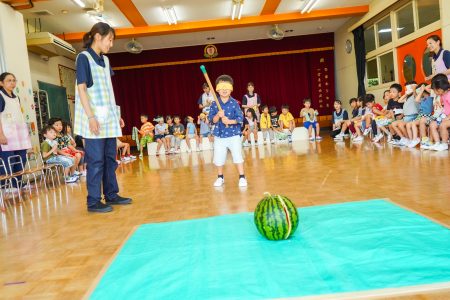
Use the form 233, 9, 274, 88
242, 82, 261, 121
0, 72, 32, 188
197, 83, 214, 114
75, 22, 131, 213
426, 35, 450, 81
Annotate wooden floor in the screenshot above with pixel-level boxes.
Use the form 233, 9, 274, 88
1, 138, 450, 299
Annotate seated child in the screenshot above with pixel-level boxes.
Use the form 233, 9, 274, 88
48, 118, 83, 176
390, 81, 418, 146
154, 116, 171, 155
186, 116, 201, 152
165, 115, 175, 153
299, 99, 321, 141
137, 114, 154, 158
347, 97, 365, 142
172, 116, 185, 153
406, 83, 433, 148
117, 138, 136, 161
40, 125, 77, 183
198, 113, 214, 148
260, 105, 274, 144
428, 74, 450, 151
269, 106, 287, 141
242, 108, 259, 147
331, 100, 349, 141
65, 122, 87, 176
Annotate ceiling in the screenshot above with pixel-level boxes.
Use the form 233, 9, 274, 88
11, 0, 371, 53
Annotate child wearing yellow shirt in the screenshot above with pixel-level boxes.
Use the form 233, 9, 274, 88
259, 105, 274, 144
278, 105, 295, 142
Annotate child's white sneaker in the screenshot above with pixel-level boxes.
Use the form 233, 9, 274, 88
431, 143, 448, 151
399, 138, 409, 146
129, 155, 137, 159
243, 141, 250, 147
81, 170, 87, 177
315, 136, 322, 141
363, 128, 372, 136
238, 177, 248, 187
407, 138, 420, 148
270, 139, 275, 144
175, 149, 181, 154
197, 146, 202, 152
353, 136, 363, 142
213, 177, 224, 187
372, 133, 383, 143
309, 136, 315, 141
334, 135, 343, 141
65, 175, 78, 183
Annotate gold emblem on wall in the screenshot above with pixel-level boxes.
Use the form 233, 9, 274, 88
204, 45, 218, 59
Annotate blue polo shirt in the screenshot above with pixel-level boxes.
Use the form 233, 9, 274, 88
76, 47, 114, 88
420, 96, 433, 114
0, 87, 17, 113
208, 96, 243, 138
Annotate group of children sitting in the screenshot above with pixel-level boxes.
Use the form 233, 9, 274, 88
134, 102, 318, 156
330, 74, 450, 151
40, 118, 86, 183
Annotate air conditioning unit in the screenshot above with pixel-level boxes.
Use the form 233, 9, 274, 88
26, 32, 77, 60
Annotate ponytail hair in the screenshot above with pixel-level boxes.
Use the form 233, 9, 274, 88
82, 22, 116, 49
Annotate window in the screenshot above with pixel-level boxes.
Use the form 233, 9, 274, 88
396, 3, 415, 38
422, 48, 433, 77
417, 0, 440, 28
403, 55, 416, 82
380, 52, 395, 84
367, 59, 379, 87
377, 16, 392, 46
365, 26, 376, 53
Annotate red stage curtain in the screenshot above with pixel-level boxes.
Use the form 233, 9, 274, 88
110, 35, 335, 134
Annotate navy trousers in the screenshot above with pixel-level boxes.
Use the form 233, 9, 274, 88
0, 149, 27, 188
84, 138, 119, 207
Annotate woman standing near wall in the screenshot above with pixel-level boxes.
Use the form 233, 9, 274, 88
75, 22, 131, 213
0, 72, 32, 189
425, 35, 450, 81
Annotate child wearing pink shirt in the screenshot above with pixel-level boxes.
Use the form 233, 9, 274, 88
429, 74, 450, 151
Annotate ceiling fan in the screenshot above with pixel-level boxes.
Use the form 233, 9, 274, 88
267, 24, 285, 41
125, 38, 143, 54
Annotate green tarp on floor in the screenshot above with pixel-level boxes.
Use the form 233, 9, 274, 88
90, 200, 450, 299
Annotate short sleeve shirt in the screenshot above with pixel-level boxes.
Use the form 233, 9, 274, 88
76, 47, 114, 88
279, 112, 294, 128
208, 97, 244, 138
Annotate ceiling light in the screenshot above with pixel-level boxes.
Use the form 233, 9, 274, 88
162, 6, 177, 25
301, 0, 319, 14
72, 0, 85, 8
231, 0, 244, 20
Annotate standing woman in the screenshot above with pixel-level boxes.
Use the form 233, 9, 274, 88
242, 82, 261, 121
0, 72, 32, 190
75, 22, 132, 213
425, 35, 450, 81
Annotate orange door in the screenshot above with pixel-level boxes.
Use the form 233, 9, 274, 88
397, 29, 440, 86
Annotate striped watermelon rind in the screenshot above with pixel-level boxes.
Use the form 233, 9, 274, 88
254, 194, 299, 241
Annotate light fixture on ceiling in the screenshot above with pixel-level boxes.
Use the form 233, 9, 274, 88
162, 6, 177, 25
379, 27, 404, 33
72, 0, 86, 8
231, 0, 244, 20
301, 0, 320, 14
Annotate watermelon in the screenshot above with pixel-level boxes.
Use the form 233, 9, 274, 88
254, 193, 299, 240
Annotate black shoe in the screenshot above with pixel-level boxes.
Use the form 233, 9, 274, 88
88, 202, 113, 213
105, 195, 132, 205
